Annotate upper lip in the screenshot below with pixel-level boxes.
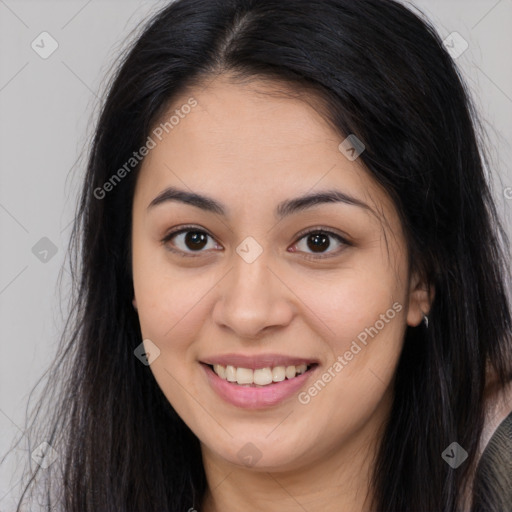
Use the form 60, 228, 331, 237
201, 353, 319, 370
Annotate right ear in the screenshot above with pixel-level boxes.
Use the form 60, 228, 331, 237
406, 269, 434, 327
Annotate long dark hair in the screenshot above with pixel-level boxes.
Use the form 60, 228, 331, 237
13, 0, 512, 510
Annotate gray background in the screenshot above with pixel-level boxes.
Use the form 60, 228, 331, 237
1, 0, 511, 508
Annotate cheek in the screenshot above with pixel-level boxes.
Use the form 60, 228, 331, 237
131, 245, 216, 403
135, 273, 214, 359
132, 268, 213, 421
300, 261, 407, 409
310, 262, 406, 346
132, 234, 211, 339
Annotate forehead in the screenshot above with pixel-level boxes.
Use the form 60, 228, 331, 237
135, 76, 392, 223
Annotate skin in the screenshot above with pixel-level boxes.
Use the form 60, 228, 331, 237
131, 75, 432, 511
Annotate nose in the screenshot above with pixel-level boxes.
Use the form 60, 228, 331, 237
211, 252, 295, 339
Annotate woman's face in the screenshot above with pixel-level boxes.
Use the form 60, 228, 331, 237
131, 76, 429, 473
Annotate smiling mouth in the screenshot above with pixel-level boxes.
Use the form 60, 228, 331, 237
205, 363, 317, 387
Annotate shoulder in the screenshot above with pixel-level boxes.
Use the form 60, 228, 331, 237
470, 378, 512, 512
480, 377, 512, 452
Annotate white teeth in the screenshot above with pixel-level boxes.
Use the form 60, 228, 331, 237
236, 367, 253, 385
272, 366, 286, 382
253, 367, 273, 385
211, 363, 312, 385
296, 363, 307, 375
213, 364, 226, 379
225, 365, 237, 382
285, 365, 296, 379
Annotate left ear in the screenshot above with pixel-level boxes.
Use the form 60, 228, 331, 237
406, 270, 434, 327
132, 297, 138, 311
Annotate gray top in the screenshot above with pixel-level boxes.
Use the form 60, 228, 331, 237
471, 410, 512, 511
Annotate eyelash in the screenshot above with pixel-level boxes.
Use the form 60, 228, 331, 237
161, 224, 351, 260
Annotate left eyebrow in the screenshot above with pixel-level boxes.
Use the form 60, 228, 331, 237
275, 189, 373, 219
147, 186, 373, 218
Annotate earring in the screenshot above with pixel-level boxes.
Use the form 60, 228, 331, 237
423, 313, 429, 328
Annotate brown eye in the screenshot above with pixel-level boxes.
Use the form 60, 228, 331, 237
162, 227, 221, 255
306, 233, 331, 252
182, 231, 208, 250
292, 229, 349, 259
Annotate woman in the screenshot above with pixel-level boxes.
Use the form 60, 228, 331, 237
15, 0, 512, 510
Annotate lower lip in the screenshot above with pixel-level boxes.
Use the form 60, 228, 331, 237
201, 363, 318, 409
